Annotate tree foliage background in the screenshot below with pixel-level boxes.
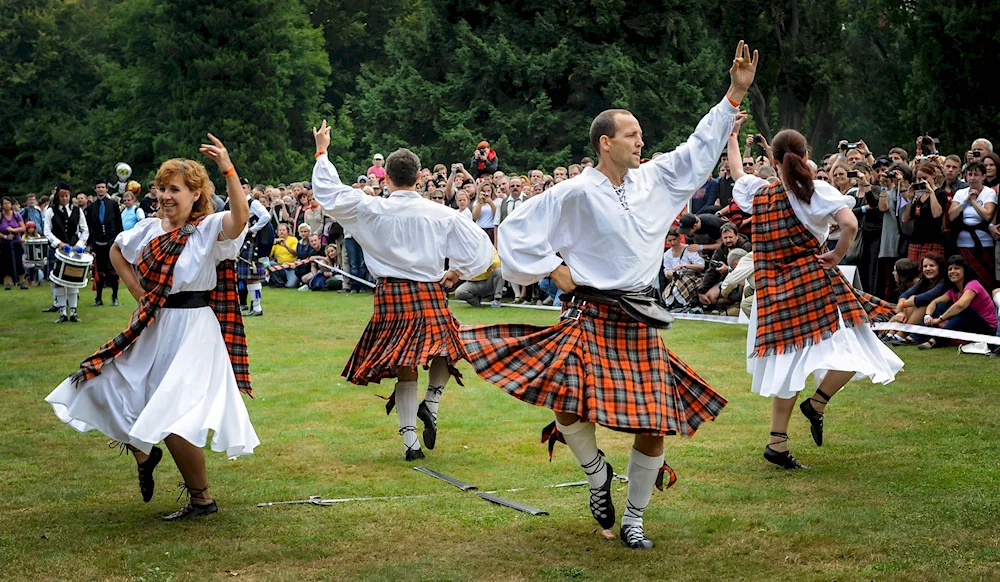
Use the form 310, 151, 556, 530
2, 0, 998, 196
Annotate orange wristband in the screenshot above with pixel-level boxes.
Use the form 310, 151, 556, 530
315, 150, 326, 159
727, 96, 740, 108
222, 166, 236, 177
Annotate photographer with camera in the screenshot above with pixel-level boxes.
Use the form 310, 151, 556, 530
443, 162, 474, 209
901, 162, 948, 265
838, 139, 871, 165
876, 162, 911, 298
469, 140, 498, 179
915, 135, 939, 159
694, 222, 751, 313
949, 161, 997, 289
471, 181, 498, 243
848, 162, 884, 292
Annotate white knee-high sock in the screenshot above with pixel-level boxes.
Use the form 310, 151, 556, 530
621, 448, 664, 528
424, 359, 451, 420
248, 282, 263, 312
555, 419, 608, 489
55, 285, 67, 309
67, 289, 78, 312
51, 282, 59, 305
395, 381, 420, 451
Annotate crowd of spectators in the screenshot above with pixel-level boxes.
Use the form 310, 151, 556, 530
7, 131, 999, 354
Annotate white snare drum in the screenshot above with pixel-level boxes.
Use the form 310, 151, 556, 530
25, 239, 48, 267
50, 247, 94, 288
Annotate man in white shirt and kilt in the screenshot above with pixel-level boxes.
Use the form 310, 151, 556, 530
231, 178, 271, 316
311, 121, 494, 461
460, 42, 760, 549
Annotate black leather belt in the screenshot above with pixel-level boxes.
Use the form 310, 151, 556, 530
163, 291, 211, 309
562, 285, 674, 329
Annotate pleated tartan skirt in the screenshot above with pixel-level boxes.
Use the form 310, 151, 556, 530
460, 300, 727, 436
342, 278, 465, 385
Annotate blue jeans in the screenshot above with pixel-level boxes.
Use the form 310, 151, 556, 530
345, 238, 369, 284
927, 301, 997, 338
538, 277, 562, 307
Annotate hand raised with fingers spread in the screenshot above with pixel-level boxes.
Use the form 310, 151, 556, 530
199, 133, 233, 171
313, 119, 331, 154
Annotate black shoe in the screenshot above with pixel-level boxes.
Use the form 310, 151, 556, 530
800, 400, 824, 447
239, 304, 249, 312
56, 314, 69, 323
763, 445, 808, 469
417, 401, 437, 450
247, 310, 263, 317
405, 448, 425, 461
620, 524, 655, 549
587, 459, 616, 529
92, 300, 103, 307
111, 298, 119, 306
162, 501, 218, 521
43, 305, 60, 313
137, 446, 163, 503
69, 313, 80, 323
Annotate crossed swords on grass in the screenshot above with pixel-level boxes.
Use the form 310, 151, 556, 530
257, 466, 630, 516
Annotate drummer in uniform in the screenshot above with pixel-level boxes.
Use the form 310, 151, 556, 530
43, 181, 89, 322
86, 178, 124, 306
228, 178, 271, 315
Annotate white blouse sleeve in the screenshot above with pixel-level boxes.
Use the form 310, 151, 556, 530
733, 175, 769, 214
636, 99, 738, 209
445, 216, 496, 279
312, 154, 365, 226
496, 191, 565, 286
115, 219, 157, 263
684, 249, 705, 266
807, 181, 853, 224
198, 212, 245, 262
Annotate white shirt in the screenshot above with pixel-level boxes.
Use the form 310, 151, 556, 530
497, 98, 738, 290
952, 186, 997, 248
458, 207, 474, 221
247, 198, 271, 234
733, 175, 853, 244
43, 204, 90, 248
494, 194, 525, 226
312, 154, 494, 282
721, 251, 755, 295
115, 214, 246, 293
474, 200, 495, 228
662, 246, 704, 274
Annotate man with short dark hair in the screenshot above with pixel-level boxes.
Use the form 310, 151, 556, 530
139, 182, 158, 215
21, 194, 43, 235
312, 123, 494, 462
695, 223, 751, 312
678, 212, 725, 254
567, 164, 583, 178
580, 156, 594, 168
888, 147, 909, 165
461, 41, 757, 550
86, 178, 123, 306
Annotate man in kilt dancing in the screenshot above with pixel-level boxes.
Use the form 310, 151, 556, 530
460, 42, 759, 549
311, 121, 494, 461
232, 180, 271, 316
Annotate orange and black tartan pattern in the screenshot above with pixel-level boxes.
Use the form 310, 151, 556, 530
71, 218, 253, 396
342, 279, 466, 386
751, 182, 894, 357
460, 300, 727, 436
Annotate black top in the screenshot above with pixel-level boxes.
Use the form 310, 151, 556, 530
717, 176, 735, 207
695, 214, 724, 240
86, 197, 124, 244
50, 205, 82, 246
908, 188, 948, 244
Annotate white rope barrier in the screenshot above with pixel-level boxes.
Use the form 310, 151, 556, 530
873, 322, 1000, 346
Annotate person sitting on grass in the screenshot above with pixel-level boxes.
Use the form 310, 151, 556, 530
693, 223, 751, 314
661, 228, 705, 310
303, 244, 343, 291
918, 255, 999, 349
885, 254, 947, 345
268, 223, 298, 288
295, 234, 324, 290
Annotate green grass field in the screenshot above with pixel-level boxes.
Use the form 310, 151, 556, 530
2, 286, 999, 581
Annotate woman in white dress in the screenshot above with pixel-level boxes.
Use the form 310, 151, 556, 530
46, 134, 260, 520
730, 128, 903, 469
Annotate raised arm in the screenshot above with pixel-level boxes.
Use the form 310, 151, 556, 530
639, 42, 757, 208
310, 120, 364, 223
199, 133, 247, 240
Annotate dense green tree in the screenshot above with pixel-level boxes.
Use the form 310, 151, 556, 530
95, 0, 331, 186
348, 0, 729, 175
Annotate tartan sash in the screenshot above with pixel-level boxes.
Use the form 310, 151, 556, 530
751, 182, 894, 357
71, 217, 253, 396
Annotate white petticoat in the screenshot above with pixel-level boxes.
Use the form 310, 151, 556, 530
46, 306, 260, 457
746, 298, 904, 399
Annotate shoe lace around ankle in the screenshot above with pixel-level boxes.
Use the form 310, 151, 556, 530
175, 482, 210, 503
623, 524, 646, 544
425, 385, 444, 404
108, 440, 131, 457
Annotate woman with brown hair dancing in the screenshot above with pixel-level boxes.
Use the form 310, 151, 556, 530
731, 129, 904, 469
46, 134, 259, 520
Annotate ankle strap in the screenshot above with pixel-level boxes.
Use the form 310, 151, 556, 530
769, 431, 789, 443
813, 388, 833, 403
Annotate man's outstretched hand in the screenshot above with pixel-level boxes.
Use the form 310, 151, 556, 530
727, 41, 759, 105
313, 119, 331, 154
